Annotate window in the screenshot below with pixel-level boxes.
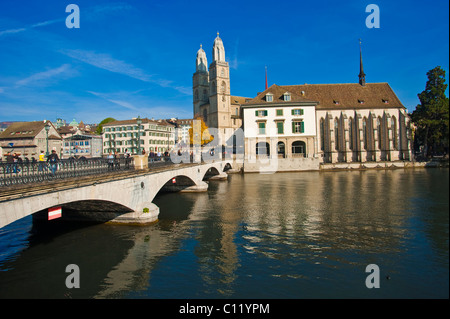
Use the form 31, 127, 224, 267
349, 118, 354, 150
291, 109, 304, 116
284, 93, 291, 101
292, 121, 304, 133
334, 118, 339, 150
392, 116, 398, 150
256, 142, 270, 156
255, 110, 268, 117
276, 109, 283, 116
377, 117, 382, 149
266, 93, 273, 102
363, 118, 368, 150
277, 122, 284, 134
320, 118, 325, 151
292, 141, 306, 156
258, 122, 266, 134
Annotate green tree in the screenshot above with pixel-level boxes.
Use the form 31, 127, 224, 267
96, 117, 116, 135
411, 66, 449, 157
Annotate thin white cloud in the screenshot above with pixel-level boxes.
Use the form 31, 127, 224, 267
0, 19, 62, 37
0, 27, 26, 36
15, 64, 73, 87
87, 91, 138, 111
61, 49, 191, 95
61, 49, 152, 82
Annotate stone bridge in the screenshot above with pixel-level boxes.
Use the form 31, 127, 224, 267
0, 160, 234, 229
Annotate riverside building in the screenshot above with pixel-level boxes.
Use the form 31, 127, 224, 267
102, 118, 175, 155
194, 34, 413, 171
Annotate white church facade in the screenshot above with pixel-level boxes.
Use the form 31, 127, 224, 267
193, 34, 413, 171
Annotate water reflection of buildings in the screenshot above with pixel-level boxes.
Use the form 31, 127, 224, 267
95, 170, 412, 298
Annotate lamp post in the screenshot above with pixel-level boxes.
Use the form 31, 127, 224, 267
45, 121, 50, 157
136, 116, 142, 155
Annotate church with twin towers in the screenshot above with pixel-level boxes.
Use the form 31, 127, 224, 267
192, 33, 413, 170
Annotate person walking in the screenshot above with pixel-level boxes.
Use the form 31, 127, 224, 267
38, 150, 47, 172
114, 151, 120, 170
124, 148, 131, 169
47, 150, 59, 175
107, 151, 114, 170
5, 152, 13, 173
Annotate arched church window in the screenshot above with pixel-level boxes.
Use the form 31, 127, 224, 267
392, 116, 398, 150
377, 117, 382, 149
320, 118, 325, 151
334, 118, 339, 151
363, 117, 368, 150
221, 81, 226, 93
349, 117, 354, 150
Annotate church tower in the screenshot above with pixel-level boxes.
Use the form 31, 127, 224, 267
208, 32, 231, 130
193, 44, 210, 118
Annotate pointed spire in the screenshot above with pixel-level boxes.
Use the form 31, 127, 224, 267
359, 38, 366, 86
265, 66, 268, 90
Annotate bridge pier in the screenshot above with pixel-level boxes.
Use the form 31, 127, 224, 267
179, 181, 209, 192
208, 172, 228, 181
108, 202, 159, 225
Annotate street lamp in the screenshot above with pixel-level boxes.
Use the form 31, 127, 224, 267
45, 121, 50, 157
136, 116, 142, 155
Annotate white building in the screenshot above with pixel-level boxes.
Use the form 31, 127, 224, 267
242, 85, 317, 160
102, 118, 175, 155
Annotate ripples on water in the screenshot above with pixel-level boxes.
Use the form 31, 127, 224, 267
0, 169, 448, 299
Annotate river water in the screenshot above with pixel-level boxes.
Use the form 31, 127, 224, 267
0, 168, 448, 299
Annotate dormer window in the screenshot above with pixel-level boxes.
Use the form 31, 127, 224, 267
382, 99, 389, 104
358, 99, 365, 104
283, 93, 291, 101
333, 100, 340, 105
266, 93, 273, 102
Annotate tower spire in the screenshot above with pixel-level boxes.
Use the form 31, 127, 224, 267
265, 66, 268, 90
359, 38, 366, 86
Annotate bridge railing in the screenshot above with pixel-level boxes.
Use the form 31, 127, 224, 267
0, 157, 135, 187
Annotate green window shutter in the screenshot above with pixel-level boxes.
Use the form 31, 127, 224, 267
292, 122, 295, 133
300, 121, 305, 133
291, 109, 295, 115
255, 110, 258, 116
264, 110, 268, 116
300, 109, 304, 115
277, 122, 283, 134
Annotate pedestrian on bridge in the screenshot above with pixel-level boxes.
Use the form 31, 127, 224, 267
38, 151, 47, 172
47, 150, 60, 175
107, 152, 114, 170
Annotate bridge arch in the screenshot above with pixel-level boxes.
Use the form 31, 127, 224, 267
0, 161, 229, 229
32, 199, 135, 223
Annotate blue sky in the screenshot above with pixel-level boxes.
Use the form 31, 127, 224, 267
0, 0, 448, 124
